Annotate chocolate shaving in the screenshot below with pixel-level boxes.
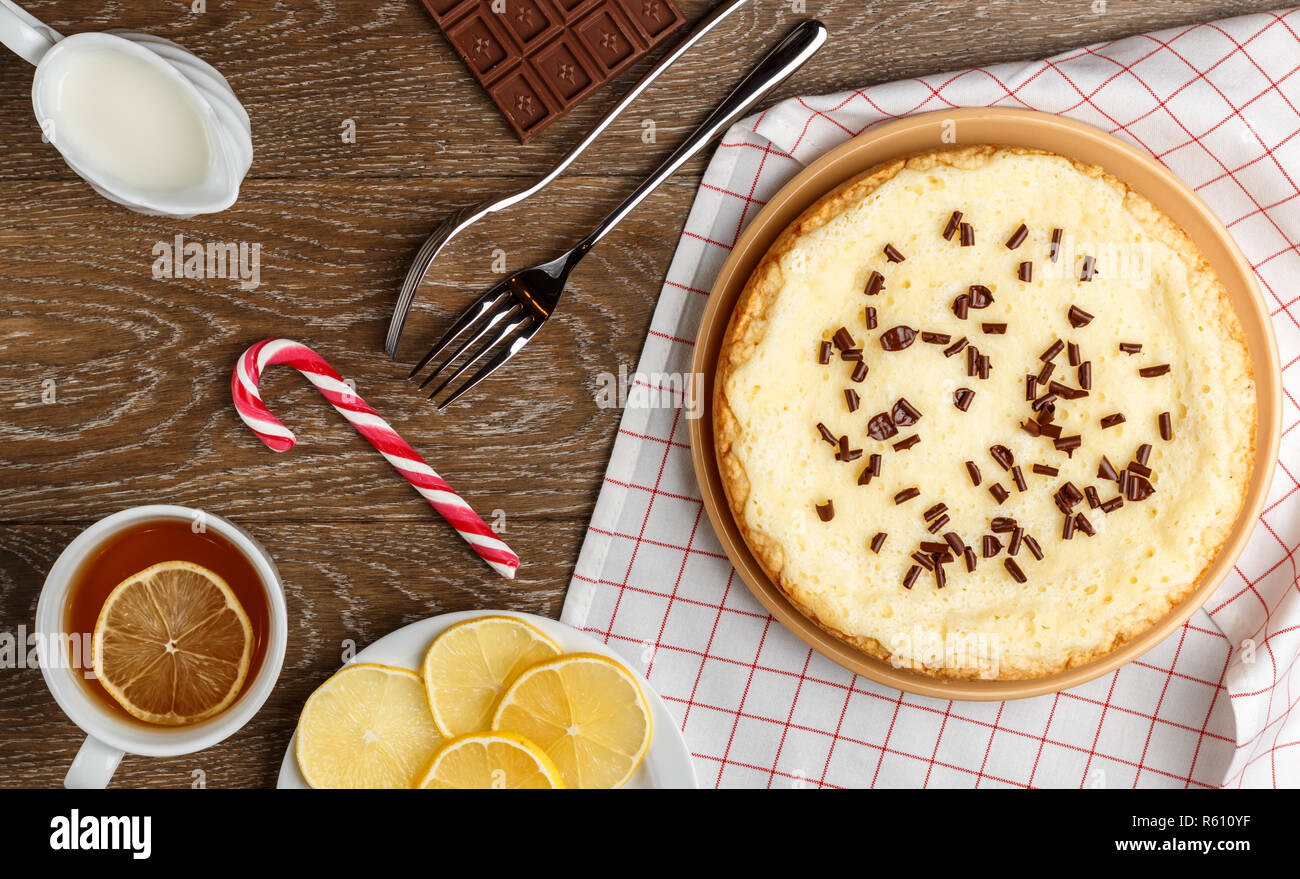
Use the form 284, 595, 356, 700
1078, 361, 1092, 390
964, 547, 978, 572
943, 532, 966, 556
1008, 526, 1024, 555
1037, 362, 1056, 385
943, 210, 963, 240
943, 337, 969, 358
983, 535, 1002, 558
934, 562, 947, 589
1085, 486, 1101, 509
1159, 411, 1173, 441
952, 295, 970, 320
977, 354, 991, 380
1021, 419, 1041, 437
1032, 464, 1059, 476
990, 517, 1018, 533
893, 434, 920, 451
1012, 466, 1027, 492
967, 345, 979, 377
870, 532, 888, 553
911, 551, 934, 570
1040, 423, 1063, 440
840, 348, 863, 361
1098, 456, 1118, 481
857, 466, 874, 486
1067, 342, 1081, 367
815, 501, 834, 522
880, 326, 917, 351
1062, 514, 1075, 539
868, 413, 897, 441
1040, 339, 1065, 362
990, 445, 1014, 470
1075, 512, 1095, 536
968, 285, 994, 308
1054, 435, 1082, 455
870, 454, 882, 476
892, 397, 923, 427
884, 244, 906, 263
989, 483, 1009, 504
1024, 535, 1043, 560
832, 327, 854, 350
1004, 558, 1027, 583
966, 461, 982, 486
1048, 380, 1086, 400
1018, 261, 1033, 282
1100, 496, 1123, 513
903, 565, 921, 589
922, 331, 952, 345
1139, 364, 1171, 378
1079, 255, 1096, 281
864, 270, 885, 296
920, 541, 950, 554
1119, 342, 1142, 355
1137, 443, 1152, 465
1068, 305, 1094, 328
844, 388, 860, 412
1126, 474, 1155, 502
817, 423, 836, 445
1100, 413, 1126, 429
923, 502, 948, 522
954, 388, 975, 411
818, 341, 831, 364
960, 222, 975, 246
1026, 375, 1037, 401
1128, 461, 1152, 478
926, 513, 950, 533
894, 487, 920, 505
982, 323, 1007, 335
1006, 223, 1029, 250
864, 307, 878, 330
851, 361, 869, 383
1049, 228, 1063, 262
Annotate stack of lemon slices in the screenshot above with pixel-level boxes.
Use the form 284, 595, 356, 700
294, 616, 654, 789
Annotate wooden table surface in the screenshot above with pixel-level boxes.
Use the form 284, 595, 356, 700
0, 0, 1276, 788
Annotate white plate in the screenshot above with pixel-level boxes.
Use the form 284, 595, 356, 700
277, 610, 698, 789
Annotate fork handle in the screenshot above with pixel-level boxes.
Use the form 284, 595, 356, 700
577, 19, 828, 253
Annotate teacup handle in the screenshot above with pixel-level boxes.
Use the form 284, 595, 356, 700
65, 735, 123, 789
0, 0, 61, 66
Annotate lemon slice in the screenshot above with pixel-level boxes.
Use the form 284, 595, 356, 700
422, 615, 560, 737
491, 653, 652, 789
296, 664, 443, 788
92, 560, 252, 726
416, 731, 564, 789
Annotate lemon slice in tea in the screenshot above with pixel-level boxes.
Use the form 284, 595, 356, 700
422, 615, 560, 737
416, 731, 564, 789
296, 663, 443, 788
92, 560, 252, 726
491, 653, 652, 789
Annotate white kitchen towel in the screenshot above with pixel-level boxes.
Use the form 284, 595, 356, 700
562, 8, 1300, 787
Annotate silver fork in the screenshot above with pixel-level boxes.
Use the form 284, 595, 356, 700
409, 19, 829, 409
385, 0, 753, 359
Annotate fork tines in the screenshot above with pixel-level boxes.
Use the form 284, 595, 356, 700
407, 286, 539, 410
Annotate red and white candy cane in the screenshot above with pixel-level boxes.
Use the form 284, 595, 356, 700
231, 339, 519, 579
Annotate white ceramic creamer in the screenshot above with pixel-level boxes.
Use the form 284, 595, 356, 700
0, 0, 252, 217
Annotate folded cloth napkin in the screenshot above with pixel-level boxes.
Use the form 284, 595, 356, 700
561, 8, 1300, 788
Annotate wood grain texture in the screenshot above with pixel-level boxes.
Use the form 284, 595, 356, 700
0, 0, 1278, 787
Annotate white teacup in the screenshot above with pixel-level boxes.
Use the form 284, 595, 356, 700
35, 505, 288, 788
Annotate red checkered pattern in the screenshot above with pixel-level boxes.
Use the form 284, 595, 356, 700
561, 9, 1300, 787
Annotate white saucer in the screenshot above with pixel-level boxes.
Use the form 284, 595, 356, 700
277, 610, 697, 789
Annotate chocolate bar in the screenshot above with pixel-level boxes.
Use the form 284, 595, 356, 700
420, 0, 686, 142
